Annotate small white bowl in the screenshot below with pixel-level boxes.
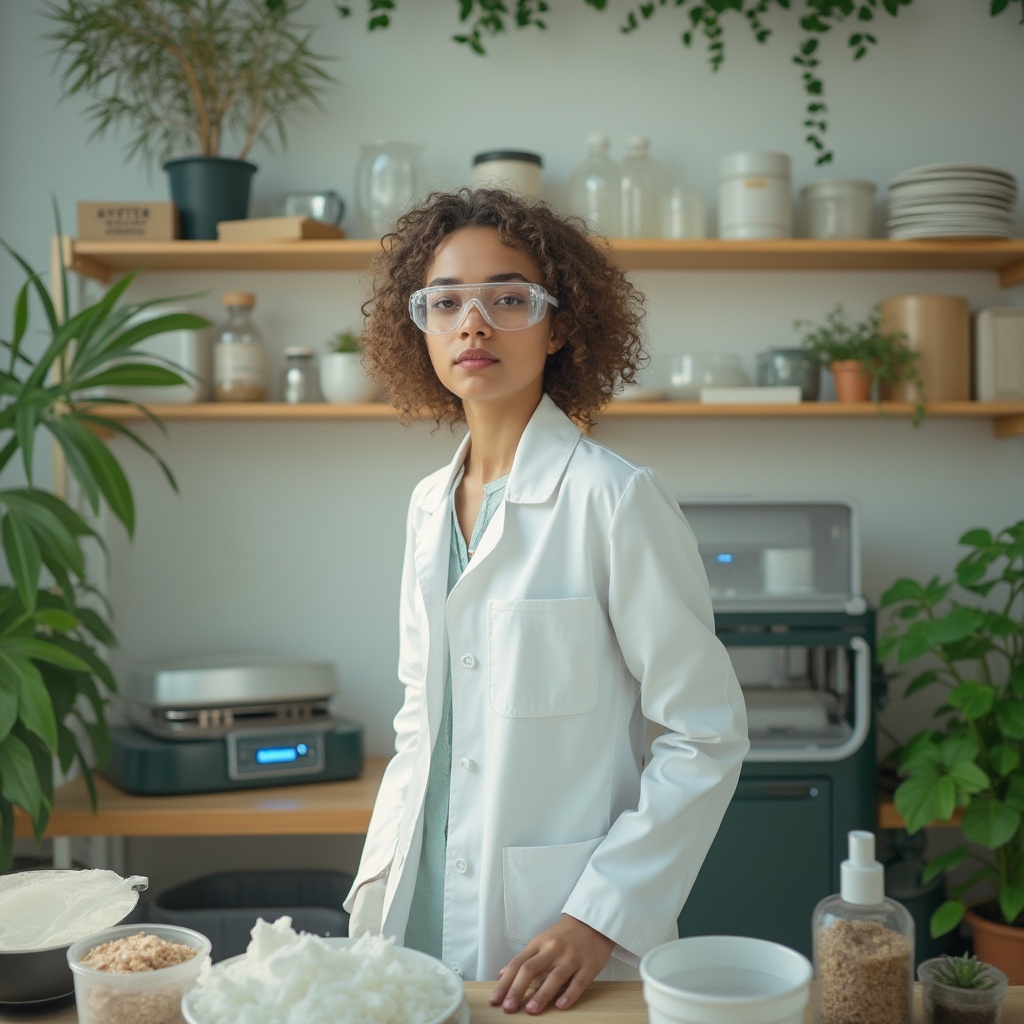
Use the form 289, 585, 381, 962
68, 924, 210, 1024
640, 935, 812, 1024
320, 351, 376, 403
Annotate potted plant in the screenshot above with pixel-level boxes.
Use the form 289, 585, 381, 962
320, 330, 375, 403
880, 520, 1024, 982
918, 953, 1008, 1024
45, 0, 335, 239
796, 303, 926, 424
0, 222, 208, 870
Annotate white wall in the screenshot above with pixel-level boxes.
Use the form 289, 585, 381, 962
2, 0, 1023, 886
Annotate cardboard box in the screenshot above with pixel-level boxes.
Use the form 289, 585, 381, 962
216, 215, 345, 242
77, 201, 179, 241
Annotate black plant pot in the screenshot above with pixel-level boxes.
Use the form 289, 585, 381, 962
164, 156, 257, 240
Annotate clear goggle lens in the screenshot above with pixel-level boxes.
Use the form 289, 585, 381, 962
409, 282, 558, 333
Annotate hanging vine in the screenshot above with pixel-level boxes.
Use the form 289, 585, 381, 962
325, 0, 1020, 166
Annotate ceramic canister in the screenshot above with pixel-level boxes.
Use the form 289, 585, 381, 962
880, 294, 971, 401
718, 150, 793, 239
473, 151, 543, 199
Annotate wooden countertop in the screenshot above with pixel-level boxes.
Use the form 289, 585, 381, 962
2, 982, 1023, 1023
12, 756, 390, 839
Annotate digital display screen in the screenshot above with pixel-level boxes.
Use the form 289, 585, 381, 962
256, 744, 308, 765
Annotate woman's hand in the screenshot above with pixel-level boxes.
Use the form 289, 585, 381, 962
489, 915, 614, 1014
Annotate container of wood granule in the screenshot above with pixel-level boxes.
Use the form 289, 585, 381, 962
812, 830, 914, 1024
67, 924, 211, 1024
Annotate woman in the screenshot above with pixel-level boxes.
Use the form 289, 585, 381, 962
344, 189, 749, 1015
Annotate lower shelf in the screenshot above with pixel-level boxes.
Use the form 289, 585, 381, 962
80, 400, 1024, 438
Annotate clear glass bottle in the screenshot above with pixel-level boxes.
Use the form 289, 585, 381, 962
568, 133, 621, 236
813, 831, 915, 1024
620, 136, 668, 239
214, 291, 267, 402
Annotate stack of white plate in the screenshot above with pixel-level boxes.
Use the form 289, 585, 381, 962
886, 163, 1017, 239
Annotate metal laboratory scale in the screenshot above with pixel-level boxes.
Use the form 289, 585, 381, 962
675, 500, 879, 959
103, 657, 364, 795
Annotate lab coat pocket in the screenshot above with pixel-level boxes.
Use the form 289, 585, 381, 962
502, 834, 605, 944
487, 597, 597, 718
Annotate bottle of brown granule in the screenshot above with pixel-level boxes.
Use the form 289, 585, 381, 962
813, 830, 915, 1024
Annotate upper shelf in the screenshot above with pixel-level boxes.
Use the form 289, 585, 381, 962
62, 237, 1024, 287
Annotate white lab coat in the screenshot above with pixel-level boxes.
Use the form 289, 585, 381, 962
344, 395, 749, 981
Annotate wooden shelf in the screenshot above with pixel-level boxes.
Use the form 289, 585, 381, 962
877, 798, 963, 831
12, 755, 390, 838
63, 237, 1024, 286
81, 400, 1024, 438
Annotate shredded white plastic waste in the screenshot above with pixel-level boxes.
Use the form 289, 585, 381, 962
0, 869, 148, 951
186, 917, 460, 1024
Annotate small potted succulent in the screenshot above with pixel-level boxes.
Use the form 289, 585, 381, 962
795, 303, 925, 424
918, 953, 1008, 1024
320, 330, 375, 403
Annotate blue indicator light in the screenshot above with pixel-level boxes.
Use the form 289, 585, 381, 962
296, 743, 308, 755
256, 747, 299, 764
715, 552, 734, 564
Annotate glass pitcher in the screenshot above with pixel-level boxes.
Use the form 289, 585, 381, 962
355, 142, 424, 239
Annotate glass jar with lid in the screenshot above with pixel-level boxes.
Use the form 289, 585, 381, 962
282, 347, 318, 403
214, 291, 267, 402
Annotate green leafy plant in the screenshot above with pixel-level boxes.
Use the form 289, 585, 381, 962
880, 521, 1024, 936
46, 0, 335, 166
796, 303, 925, 423
328, 330, 362, 353
0, 219, 209, 870
929, 953, 999, 990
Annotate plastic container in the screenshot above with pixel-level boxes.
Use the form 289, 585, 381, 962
813, 831, 914, 1024
568, 133, 621, 236
640, 935, 812, 1024
800, 179, 875, 239
213, 291, 266, 402
719, 151, 793, 239
473, 150, 543, 198
664, 185, 707, 239
653, 353, 749, 400
918, 957, 1008, 1024
67, 923, 210, 1024
620, 137, 668, 238
150, 870, 352, 962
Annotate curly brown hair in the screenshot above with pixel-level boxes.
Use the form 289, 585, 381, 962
360, 188, 646, 430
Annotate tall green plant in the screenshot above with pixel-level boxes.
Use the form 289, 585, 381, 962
880, 522, 1024, 935
46, 0, 335, 166
0, 223, 208, 870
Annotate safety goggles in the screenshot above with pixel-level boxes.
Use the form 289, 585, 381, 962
408, 281, 558, 334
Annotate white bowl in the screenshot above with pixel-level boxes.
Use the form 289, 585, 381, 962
640, 935, 812, 1024
320, 352, 376, 403
652, 354, 749, 400
68, 923, 211, 1024
181, 936, 467, 1024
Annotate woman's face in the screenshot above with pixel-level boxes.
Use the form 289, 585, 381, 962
420, 226, 560, 415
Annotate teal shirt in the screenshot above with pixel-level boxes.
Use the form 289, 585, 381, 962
404, 470, 508, 958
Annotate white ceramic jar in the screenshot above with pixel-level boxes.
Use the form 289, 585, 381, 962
800, 179, 875, 239
718, 150, 793, 239
472, 150, 543, 198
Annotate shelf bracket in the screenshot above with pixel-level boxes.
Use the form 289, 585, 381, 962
994, 414, 1024, 439
999, 260, 1024, 289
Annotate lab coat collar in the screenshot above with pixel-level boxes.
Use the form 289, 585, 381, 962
414, 394, 580, 512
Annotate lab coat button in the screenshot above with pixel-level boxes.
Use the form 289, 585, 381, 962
455, 858, 468, 874
459, 758, 473, 772
460, 653, 476, 668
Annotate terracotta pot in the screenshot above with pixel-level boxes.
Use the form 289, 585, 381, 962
830, 360, 873, 402
966, 906, 1024, 984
